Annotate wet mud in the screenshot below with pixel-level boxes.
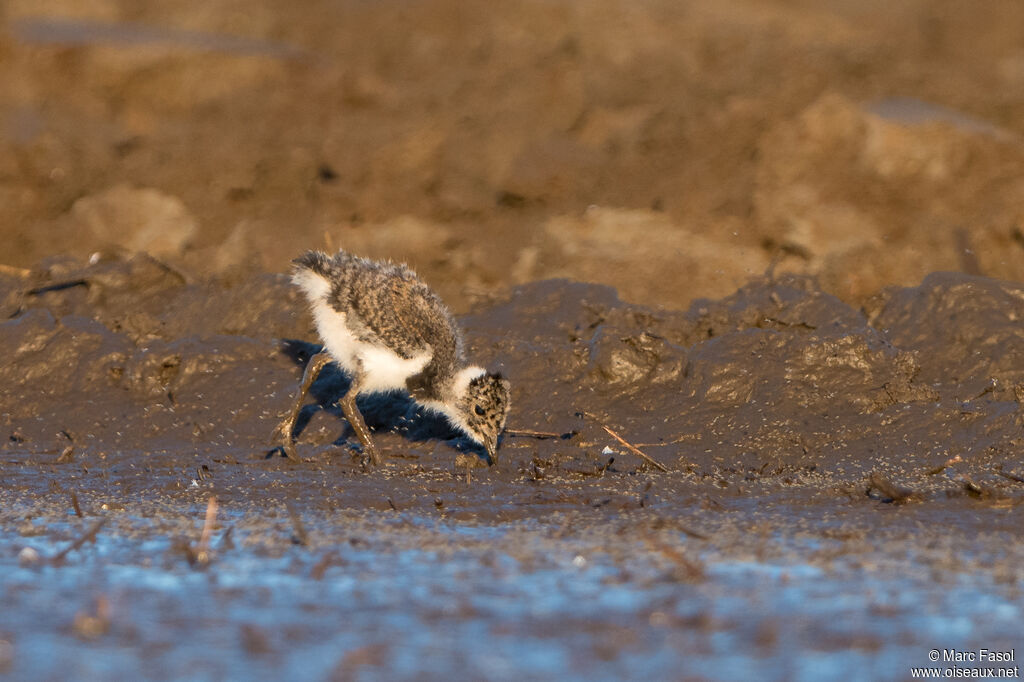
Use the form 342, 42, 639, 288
2, 0, 1024, 679
2, 256, 1023, 679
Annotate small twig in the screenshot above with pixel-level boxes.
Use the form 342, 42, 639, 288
926, 454, 963, 475
601, 425, 669, 472
311, 551, 339, 580
506, 428, 572, 440
70, 491, 83, 518
219, 525, 235, 550
647, 514, 709, 539
52, 518, 107, 565
286, 502, 308, 546
581, 413, 669, 472
179, 498, 219, 567
678, 525, 709, 541
649, 541, 704, 581
198, 496, 218, 554
867, 472, 915, 503
72, 596, 111, 639
996, 469, 1024, 485
960, 476, 995, 499
27, 279, 88, 296
632, 434, 701, 447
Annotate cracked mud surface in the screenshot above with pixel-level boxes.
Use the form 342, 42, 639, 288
1, 1, 1024, 679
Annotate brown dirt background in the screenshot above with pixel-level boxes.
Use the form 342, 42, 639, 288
3, 0, 1024, 309
1, 1, 1024, 680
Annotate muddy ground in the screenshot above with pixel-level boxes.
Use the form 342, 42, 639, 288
2, 1, 1024, 680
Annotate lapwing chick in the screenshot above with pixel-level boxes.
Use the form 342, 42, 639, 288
272, 250, 511, 466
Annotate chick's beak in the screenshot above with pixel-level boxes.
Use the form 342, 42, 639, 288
486, 438, 499, 466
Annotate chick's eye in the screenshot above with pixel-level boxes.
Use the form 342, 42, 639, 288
474, 405, 486, 416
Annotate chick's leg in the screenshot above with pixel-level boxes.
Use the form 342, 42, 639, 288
271, 350, 333, 459
338, 371, 381, 466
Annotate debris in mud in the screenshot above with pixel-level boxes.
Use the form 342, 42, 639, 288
51, 519, 108, 566
867, 472, 917, 504
957, 475, 1011, 502
17, 547, 41, 568
309, 551, 342, 580
177, 497, 219, 567
55, 445, 74, 463
454, 453, 488, 471
71, 597, 111, 641
286, 502, 309, 545
506, 428, 575, 440
590, 416, 669, 473
926, 454, 964, 475
239, 624, 273, 656
649, 541, 704, 583
996, 468, 1024, 485
0, 637, 11, 674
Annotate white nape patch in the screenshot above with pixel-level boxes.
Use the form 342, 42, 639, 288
310, 299, 431, 394
292, 268, 331, 302
452, 366, 486, 400
422, 365, 485, 443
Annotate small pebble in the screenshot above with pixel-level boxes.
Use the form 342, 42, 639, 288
17, 547, 41, 567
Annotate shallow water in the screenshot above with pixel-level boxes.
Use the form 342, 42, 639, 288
2, 496, 1021, 681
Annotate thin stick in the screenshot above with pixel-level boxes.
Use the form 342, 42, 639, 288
601, 425, 670, 472
651, 541, 704, 580
677, 525, 709, 541
632, 434, 701, 447
581, 413, 669, 472
311, 551, 338, 580
199, 496, 218, 553
219, 525, 235, 550
286, 502, 308, 545
868, 472, 915, 503
506, 428, 565, 440
996, 469, 1024, 484
70, 491, 83, 518
52, 518, 107, 564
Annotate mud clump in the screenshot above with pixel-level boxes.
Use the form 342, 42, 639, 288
867, 272, 1024, 400
461, 272, 1020, 487
4, 253, 1020, 495
66, 185, 199, 259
